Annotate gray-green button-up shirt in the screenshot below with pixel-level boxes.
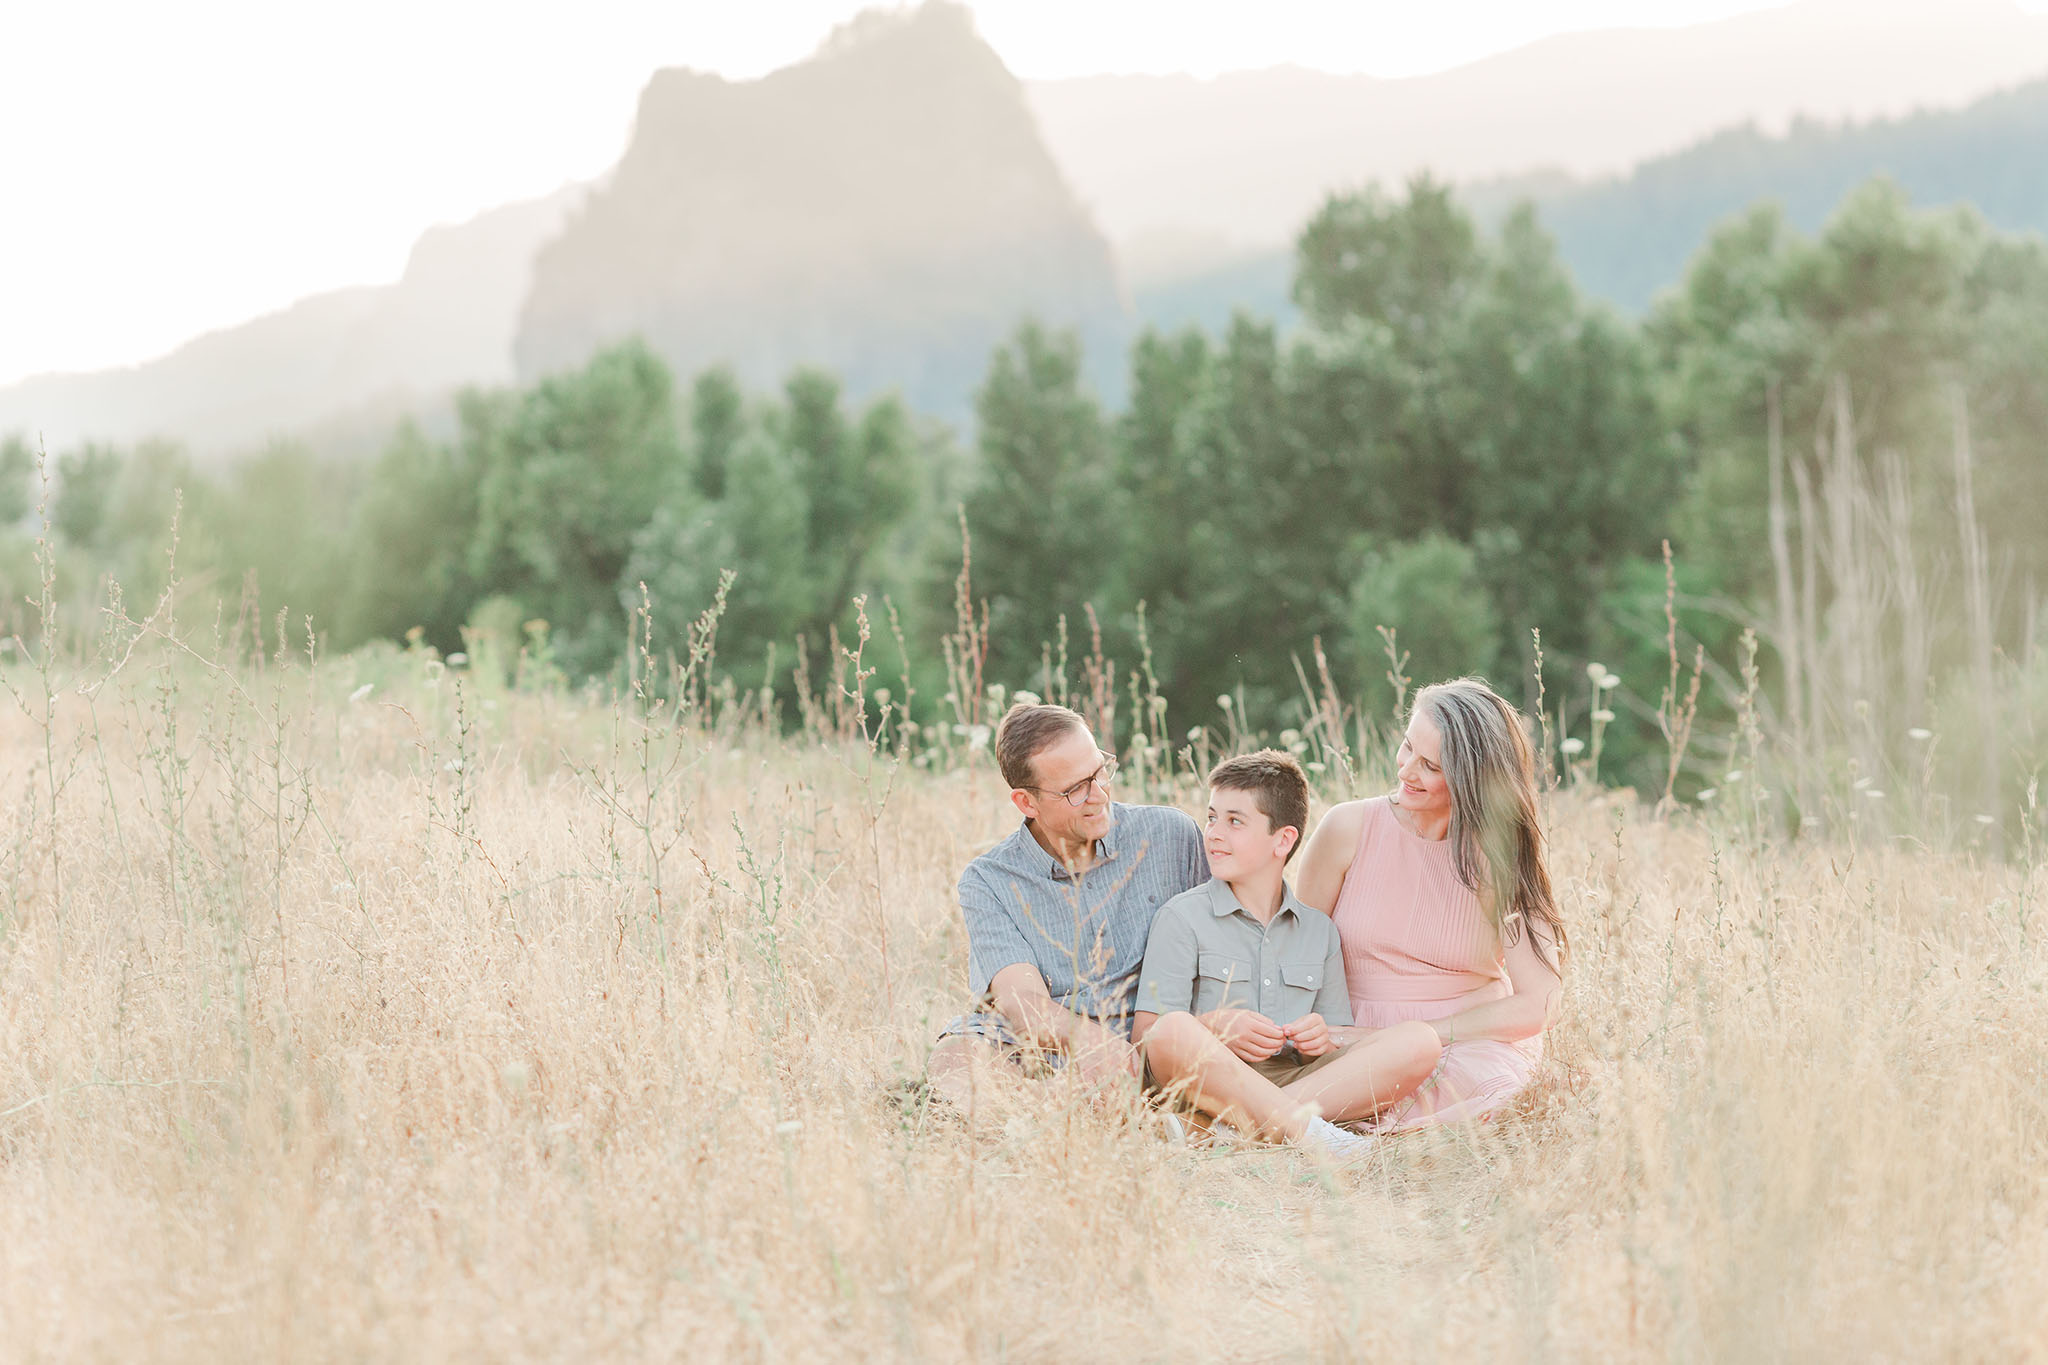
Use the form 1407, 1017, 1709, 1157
1133, 877, 1352, 1027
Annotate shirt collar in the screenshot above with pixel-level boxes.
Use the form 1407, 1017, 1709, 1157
1012, 804, 1121, 880
1204, 874, 1302, 921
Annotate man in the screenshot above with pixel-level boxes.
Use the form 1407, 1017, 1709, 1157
928, 701, 1207, 1103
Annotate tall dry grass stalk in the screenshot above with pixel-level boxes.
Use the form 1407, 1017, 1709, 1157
3, 605, 2047, 1360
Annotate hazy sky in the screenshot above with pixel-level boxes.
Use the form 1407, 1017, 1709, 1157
0, 0, 2033, 387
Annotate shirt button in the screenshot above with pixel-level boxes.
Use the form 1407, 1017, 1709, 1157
1263, 979, 1271, 986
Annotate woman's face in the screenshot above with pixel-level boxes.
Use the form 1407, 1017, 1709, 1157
1395, 710, 1452, 818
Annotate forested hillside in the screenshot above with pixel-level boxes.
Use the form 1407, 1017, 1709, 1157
7, 173, 2044, 819
1142, 71, 2048, 328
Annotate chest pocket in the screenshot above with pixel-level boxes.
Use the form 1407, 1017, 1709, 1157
1195, 952, 1255, 1010
1280, 961, 1323, 1005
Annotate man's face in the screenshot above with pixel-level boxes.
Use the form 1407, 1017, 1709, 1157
1013, 725, 1114, 845
1204, 785, 1293, 880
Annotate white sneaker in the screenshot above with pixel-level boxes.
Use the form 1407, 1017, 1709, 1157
1295, 1116, 1377, 1161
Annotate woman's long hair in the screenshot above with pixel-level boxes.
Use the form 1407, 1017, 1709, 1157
1413, 678, 1567, 967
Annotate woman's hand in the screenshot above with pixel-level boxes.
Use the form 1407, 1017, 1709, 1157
1282, 1013, 1336, 1057
1200, 1008, 1288, 1062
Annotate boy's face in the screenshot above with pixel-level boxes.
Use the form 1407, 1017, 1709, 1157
1204, 786, 1296, 880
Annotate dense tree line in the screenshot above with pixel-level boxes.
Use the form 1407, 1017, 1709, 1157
5, 175, 2045, 796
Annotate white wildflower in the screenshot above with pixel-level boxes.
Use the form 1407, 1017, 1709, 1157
1585, 661, 1607, 681
874, 687, 892, 706
1907, 728, 1932, 741
348, 683, 375, 703
1599, 673, 1620, 689
1591, 709, 1615, 724
1975, 814, 1998, 825
1008, 689, 1036, 706
444, 758, 462, 772
1723, 770, 1744, 784
1279, 729, 1301, 747
1696, 787, 1718, 803
967, 724, 992, 751
1186, 727, 1204, 743
1862, 788, 1885, 800
1217, 694, 1233, 711
1558, 737, 1586, 757
446, 652, 468, 668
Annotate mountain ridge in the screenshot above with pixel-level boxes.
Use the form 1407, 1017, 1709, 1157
1029, 0, 2048, 248
513, 1, 1127, 419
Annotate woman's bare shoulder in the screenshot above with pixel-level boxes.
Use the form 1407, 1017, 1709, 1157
1314, 795, 1381, 835
1304, 797, 1375, 856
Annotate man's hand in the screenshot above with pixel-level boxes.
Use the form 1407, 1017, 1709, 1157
1071, 1032, 1142, 1091
1201, 1008, 1288, 1062
1282, 1013, 1336, 1057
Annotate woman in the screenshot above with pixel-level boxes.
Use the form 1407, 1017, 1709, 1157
1296, 678, 1566, 1131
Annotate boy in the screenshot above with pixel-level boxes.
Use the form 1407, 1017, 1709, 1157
1132, 751, 1440, 1157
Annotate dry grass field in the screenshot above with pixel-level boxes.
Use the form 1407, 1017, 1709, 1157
2, 630, 2045, 1361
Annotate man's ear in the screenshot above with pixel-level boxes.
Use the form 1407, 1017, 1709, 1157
1009, 788, 1039, 822
1277, 826, 1301, 860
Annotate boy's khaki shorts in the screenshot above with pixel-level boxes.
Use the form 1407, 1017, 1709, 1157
1145, 1040, 1350, 1096
1249, 1042, 1349, 1086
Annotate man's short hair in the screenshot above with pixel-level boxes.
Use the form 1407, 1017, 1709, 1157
1208, 749, 1311, 862
995, 702, 1089, 791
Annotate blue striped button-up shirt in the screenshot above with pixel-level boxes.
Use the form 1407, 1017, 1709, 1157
955, 802, 1208, 1036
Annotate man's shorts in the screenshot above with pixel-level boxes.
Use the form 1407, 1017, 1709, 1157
936, 1011, 1073, 1077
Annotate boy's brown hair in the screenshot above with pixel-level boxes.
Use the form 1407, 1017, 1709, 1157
994, 701, 1088, 791
1207, 749, 1311, 863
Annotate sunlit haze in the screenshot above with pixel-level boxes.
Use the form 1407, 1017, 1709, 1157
3, 0, 2044, 386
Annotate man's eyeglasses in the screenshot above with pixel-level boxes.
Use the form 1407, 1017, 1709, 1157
1026, 754, 1119, 807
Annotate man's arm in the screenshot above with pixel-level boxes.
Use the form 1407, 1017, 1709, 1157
991, 963, 1138, 1084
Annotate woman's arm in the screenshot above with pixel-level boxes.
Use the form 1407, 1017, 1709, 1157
1424, 924, 1563, 1047
1293, 799, 1366, 914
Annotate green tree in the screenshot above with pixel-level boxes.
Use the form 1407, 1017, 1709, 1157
0, 434, 34, 525
778, 368, 917, 634
623, 430, 811, 681
53, 445, 123, 552
958, 321, 1117, 687
1345, 534, 1502, 693
468, 340, 684, 672
342, 421, 482, 649
688, 365, 745, 501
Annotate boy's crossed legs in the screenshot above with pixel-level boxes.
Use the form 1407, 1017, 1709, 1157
1140, 1011, 1441, 1143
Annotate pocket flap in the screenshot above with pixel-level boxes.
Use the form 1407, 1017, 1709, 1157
1280, 963, 1321, 989
1196, 952, 1247, 982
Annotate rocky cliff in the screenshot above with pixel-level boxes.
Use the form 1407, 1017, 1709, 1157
513, 3, 1128, 418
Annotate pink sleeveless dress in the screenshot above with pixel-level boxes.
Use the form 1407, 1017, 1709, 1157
1329, 796, 1540, 1131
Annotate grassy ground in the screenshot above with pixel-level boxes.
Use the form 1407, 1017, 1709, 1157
2, 642, 2044, 1361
